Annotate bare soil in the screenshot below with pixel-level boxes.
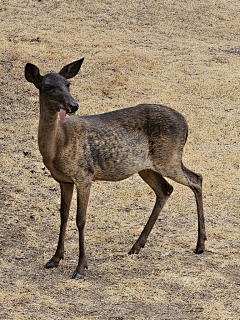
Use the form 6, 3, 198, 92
0, 0, 239, 319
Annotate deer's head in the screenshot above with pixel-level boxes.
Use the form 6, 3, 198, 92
25, 58, 84, 122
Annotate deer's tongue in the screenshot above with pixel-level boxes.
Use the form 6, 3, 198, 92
59, 109, 66, 123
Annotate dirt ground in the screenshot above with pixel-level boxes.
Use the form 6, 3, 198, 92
0, 0, 239, 319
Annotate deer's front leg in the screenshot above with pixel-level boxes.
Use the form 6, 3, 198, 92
45, 183, 74, 269
72, 184, 91, 279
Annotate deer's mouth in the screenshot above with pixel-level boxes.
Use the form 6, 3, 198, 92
59, 108, 67, 123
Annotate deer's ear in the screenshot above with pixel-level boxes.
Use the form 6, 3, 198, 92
59, 58, 84, 79
25, 63, 43, 87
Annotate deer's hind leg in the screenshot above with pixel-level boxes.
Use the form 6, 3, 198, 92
129, 169, 173, 255
166, 164, 207, 254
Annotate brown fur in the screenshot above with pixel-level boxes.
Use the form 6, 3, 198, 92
25, 59, 207, 279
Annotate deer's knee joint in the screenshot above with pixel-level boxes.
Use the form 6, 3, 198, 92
188, 172, 203, 193
76, 218, 86, 230
196, 173, 202, 185
164, 183, 173, 196
167, 184, 173, 195
193, 174, 203, 192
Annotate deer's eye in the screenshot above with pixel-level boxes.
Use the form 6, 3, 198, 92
44, 84, 52, 91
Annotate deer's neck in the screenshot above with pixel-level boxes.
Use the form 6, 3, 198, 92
38, 102, 61, 164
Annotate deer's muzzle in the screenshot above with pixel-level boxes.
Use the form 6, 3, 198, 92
67, 101, 79, 114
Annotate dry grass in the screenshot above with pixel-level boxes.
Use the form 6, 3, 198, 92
0, 0, 239, 319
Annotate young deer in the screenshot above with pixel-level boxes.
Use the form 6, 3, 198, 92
25, 59, 206, 279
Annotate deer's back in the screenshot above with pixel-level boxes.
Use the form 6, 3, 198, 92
79, 104, 187, 138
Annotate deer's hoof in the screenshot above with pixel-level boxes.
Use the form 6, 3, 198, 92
128, 248, 135, 255
72, 272, 84, 280
45, 261, 58, 268
128, 243, 145, 255
194, 248, 204, 254
128, 247, 140, 254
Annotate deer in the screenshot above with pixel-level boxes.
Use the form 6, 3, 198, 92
25, 58, 207, 279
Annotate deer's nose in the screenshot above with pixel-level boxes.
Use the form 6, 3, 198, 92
68, 101, 79, 113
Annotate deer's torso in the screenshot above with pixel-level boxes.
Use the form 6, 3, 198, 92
38, 104, 187, 185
